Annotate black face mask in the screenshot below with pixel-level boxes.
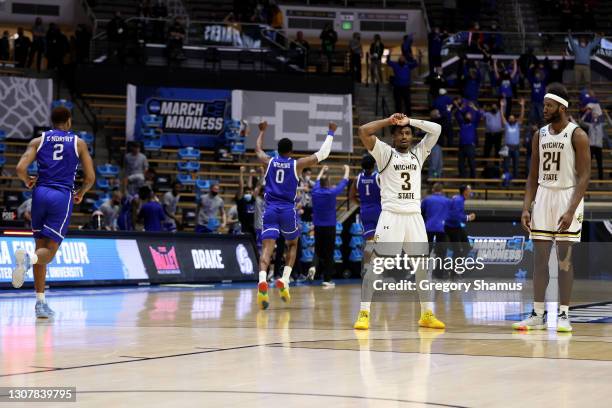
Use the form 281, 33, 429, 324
491, 108, 498, 113
210, 191, 218, 197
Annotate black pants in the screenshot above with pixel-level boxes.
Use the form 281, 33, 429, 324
458, 144, 476, 178
393, 85, 412, 115
445, 226, 469, 260
314, 226, 336, 282
592, 146, 603, 180
350, 53, 362, 82
427, 231, 447, 277
484, 132, 502, 157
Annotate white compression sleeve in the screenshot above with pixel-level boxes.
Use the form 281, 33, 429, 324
409, 119, 441, 151
314, 135, 334, 162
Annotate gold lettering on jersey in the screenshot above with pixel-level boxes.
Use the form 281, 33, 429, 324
397, 193, 415, 199
393, 164, 418, 171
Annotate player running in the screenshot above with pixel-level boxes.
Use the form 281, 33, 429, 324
353, 113, 445, 330
254, 120, 336, 309
12, 106, 96, 318
514, 83, 590, 332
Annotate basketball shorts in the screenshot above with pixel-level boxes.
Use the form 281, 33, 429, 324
371, 210, 428, 256
530, 185, 584, 242
261, 205, 299, 241
31, 186, 74, 244
361, 209, 381, 240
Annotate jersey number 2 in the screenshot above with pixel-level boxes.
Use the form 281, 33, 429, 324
275, 169, 285, 183
401, 172, 411, 190
53, 144, 64, 161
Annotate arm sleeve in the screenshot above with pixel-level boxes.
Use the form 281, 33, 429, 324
314, 134, 334, 162
411, 119, 442, 162
369, 138, 393, 171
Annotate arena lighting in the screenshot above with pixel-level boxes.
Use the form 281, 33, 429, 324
3, 231, 33, 236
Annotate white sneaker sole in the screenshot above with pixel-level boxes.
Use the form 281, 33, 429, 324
512, 323, 547, 330
12, 250, 26, 288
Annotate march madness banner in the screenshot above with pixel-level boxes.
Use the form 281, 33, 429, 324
0, 77, 53, 139
126, 85, 232, 147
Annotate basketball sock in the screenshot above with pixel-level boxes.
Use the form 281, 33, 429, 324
421, 302, 434, 314
259, 271, 267, 284
36, 292, 45, 303
360, 302, 371, 312
559, 305, 569, 316
282, 266, 292, 283
534, 302, 546, 316
414, 258, 433, 313
30, 252, 39, 265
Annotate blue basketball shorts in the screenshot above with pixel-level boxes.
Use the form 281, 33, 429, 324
261, 205, 299, 241
31, 186, 74, 243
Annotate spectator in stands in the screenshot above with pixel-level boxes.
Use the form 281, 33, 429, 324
517, 47, 538, 89
107, 12, 127, 65
387, 54, 418, 115
75, 24, 92, 64
349, 32, 362, 83
568, 31, 601, 88
428, 110, 444, 178
427, 26, 446, 75
14, 27, 31, 68
467, 22, 483, 53
433, 88, 454, 147
270, 5, 283, 30
237, 166, 256, 237
17, 198, 32, 229
462, 61, 481, 103
527, 66, 547, 125
453, 99, 481, 178
319, 23, 337, 74
580, 110, 606, 180
151, 0, 168, 42
124, 142, 149, 195
100, 190, 122, 230
483, 102, 503, 158
0, 31, 9, 61
427, 66, 447, 106
545, 56, 566, 83
27, 18, 46, 71
196, 183, 226, 233
401, 33, 414, 59
299, 167, 314, 222
162, 181, 181, 232
493, 58, 518, 118
137, 186, 165, 232
312, 165, 349, 288
226, 203, 240, 234
369, 34, 385, 85
167, 17, 186, 62
421, 182, 451, 276
291, 31, 310, 69
500, 97, 525, 179
445, 184, 476, 260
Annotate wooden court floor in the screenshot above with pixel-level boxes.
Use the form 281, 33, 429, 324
1, 281, 612, 408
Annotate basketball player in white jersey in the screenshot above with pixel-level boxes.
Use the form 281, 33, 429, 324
353, 113, 445, 330
514, 83, 590, 332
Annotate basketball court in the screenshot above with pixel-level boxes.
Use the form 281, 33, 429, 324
2, 281, 611, 407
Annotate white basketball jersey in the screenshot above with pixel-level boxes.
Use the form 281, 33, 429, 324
370, 139, 428, 214
538, 122, 578, 188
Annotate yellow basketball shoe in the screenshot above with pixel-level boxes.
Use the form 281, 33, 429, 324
257, 282, 269, 310
418, 310, 446, 329
353, 310, 370, 330
275, 279, 290, 303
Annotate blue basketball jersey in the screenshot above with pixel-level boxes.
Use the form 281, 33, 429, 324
357, 171, 382, 213
36, 130, 80, 191
264, 156, 299, 207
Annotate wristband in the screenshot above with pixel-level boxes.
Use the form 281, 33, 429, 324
327, 130, 335, 137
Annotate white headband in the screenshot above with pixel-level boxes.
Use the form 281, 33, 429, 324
544, 93, 569, 108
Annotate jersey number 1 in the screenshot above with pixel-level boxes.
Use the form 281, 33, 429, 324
53, 144, 64, 161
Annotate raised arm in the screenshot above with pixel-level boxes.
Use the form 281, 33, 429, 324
511, 59, 518, 78
410, 117, 441, 155
499, 98, 508, 126
493, 58, 500, 79
558, 128, 590, 231
518, 98, 526, 124
238, 166, 246, 198
316, 165, 328, 181
330, 165, 350, 195
296, 122, 337, 172
358, 114, 402, 151
521, 130, 541, 232
349, 176, 359, 204
255, 121, 270, 165
74, 138, 96, 204
15, 137, 41, 189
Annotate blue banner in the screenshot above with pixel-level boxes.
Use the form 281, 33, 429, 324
130, 86, 232, 147
0, 237, 147, 283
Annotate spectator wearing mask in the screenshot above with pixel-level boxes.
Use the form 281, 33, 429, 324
237, 166, 257, 237
421, 183, 451, 272
387, 54, 418, 115
319, 23, 337, 74
17, 198, 32, 228
196, 183, 226, 233
14, 27, 31, 68
124, 142, 149, 195
454, 100, 482, 178
527, 66, 547, 125
427, 26, 446, 75
568, 32, 601, 88
463, 62, 482, 103
312, 165, 349, 288
369, 34, 384, 85
137, 186, 165, 232
580, 110, 606, 180
483, 102, 503, 158
0, 31, 9, 61
162, 182, 181, 232
433, 88, 454, 146
349, 32, 362, 82
99, 190, 123, 230
493, 58, 518, 118
29, 18, 45, 71
445, 184, 476, 261
500, 97, 525, 179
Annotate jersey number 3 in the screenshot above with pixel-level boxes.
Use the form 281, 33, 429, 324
52, 143, 64, 161
542, 151, 560, 171
401, 172, 411, 191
